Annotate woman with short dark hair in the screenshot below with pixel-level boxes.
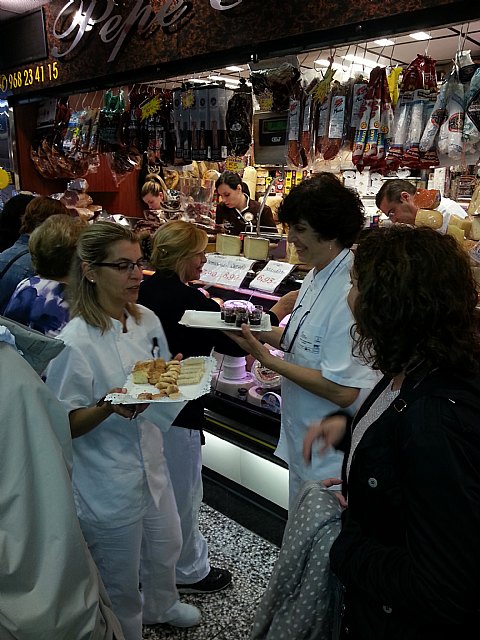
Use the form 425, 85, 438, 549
230, 173, 378, 510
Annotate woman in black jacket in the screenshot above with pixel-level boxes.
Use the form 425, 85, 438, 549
138, 220, 240, 594
304, 225, 480, 640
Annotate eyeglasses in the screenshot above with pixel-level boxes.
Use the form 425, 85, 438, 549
92, 259, 149, 273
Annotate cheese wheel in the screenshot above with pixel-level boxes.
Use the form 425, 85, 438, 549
414, 209, 443, 230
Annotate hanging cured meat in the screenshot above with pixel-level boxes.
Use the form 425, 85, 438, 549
226, 79, 253, 156
352, 66, 393, 170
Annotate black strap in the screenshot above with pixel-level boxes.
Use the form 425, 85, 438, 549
0, 249, 29, 280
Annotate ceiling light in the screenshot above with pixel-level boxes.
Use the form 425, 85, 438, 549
187, 78, 210, 84
208, 75, 241, 84
342, 54, 384, 68
225, 65, 244, 72
375, 38, 394, 46
409, 31, 431, 40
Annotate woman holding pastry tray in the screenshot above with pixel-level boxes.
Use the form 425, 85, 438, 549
228, 174, 379, 511
45, 221, 201, 640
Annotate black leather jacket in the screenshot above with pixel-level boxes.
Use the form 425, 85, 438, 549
330, 367, 480, 640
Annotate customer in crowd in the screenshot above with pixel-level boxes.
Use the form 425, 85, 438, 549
230, 173, 378, 510
0, 192, 35, 252
141, 173, 168, 210
375, 178, 467, 232
0, 321, 124, 640
215, 170, 277, 235
4, 214, 84, 336
139, 221, 297, 593
138, 220, 241, 594
304, 225, 480, 639
45, 221, 201, 640
0, 195, 68, 313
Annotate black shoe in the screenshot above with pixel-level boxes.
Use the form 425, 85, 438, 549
176, 567, 232, 594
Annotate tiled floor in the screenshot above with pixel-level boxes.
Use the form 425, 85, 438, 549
142, 503, 279, 639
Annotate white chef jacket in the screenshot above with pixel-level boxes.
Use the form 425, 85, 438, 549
437, 197, 468, 234
0, 336, 123, 640
276, 249, 378, 483
46, 305, 185, 528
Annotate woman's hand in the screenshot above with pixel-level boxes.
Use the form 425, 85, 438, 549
99, 388, 150, 421
303, 414, 348, 460
322, 477, 348, 509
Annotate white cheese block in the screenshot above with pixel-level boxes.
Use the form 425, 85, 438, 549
447, 224, 465, 243
243, 236, 269, 260
216, 234, 242, 255
470, 216, 480, 241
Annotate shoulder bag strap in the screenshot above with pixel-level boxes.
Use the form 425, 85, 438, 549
0, 249, 29, 280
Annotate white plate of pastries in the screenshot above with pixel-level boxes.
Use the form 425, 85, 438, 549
105, 356, 216, 404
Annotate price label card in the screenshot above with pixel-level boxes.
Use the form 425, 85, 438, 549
199, 254, 254, 288
225, 156, 245, 173
249, 260, 295, 293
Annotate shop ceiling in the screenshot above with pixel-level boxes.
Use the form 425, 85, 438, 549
1, 1, 479, 89
163, 20, 480, 88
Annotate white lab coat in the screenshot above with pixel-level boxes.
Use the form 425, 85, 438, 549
45, 306, 184, 527
437, 196, 468, 234
276, 250, 378, 505
0, 335, 123, 640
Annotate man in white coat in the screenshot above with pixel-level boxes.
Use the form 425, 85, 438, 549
375, 178, 467, 234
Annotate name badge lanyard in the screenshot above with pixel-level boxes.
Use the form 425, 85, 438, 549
280, 251, 350, 353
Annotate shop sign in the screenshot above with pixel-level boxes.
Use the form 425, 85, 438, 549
51, 0, 243, 64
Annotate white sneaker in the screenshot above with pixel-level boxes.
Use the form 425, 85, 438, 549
162, 601, 201, 628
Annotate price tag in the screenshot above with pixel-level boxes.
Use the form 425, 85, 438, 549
249, 260, 295, 293
199, 254, 254, 288
217, 256, 254, 288
225, 156, 245, 173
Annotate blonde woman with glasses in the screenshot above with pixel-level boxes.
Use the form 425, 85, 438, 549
46, 221, 201, 640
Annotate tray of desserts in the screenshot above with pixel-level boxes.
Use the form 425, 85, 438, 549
105, 356, 216, 404
179, 308, 271, 332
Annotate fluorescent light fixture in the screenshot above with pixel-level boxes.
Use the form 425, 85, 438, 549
342, 54, 384, 68
208, 75, 241, 84
314, 59, 371, 74
225, 65, 244, 72
315, 59, 347, 71
375, 38, 394, 46
409, 31, 431, 40
187, 78, 210, 84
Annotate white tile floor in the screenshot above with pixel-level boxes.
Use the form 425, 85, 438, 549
142, 503, 279, 639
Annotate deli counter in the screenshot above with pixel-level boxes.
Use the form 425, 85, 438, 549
191, 257, 306, 514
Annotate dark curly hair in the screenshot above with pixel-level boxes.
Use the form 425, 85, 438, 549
351, 225, 480, 376
277, 172, 365, 248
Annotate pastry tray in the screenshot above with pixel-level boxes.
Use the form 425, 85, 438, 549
105, 356, 216, 404
178, 310, 271, 332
